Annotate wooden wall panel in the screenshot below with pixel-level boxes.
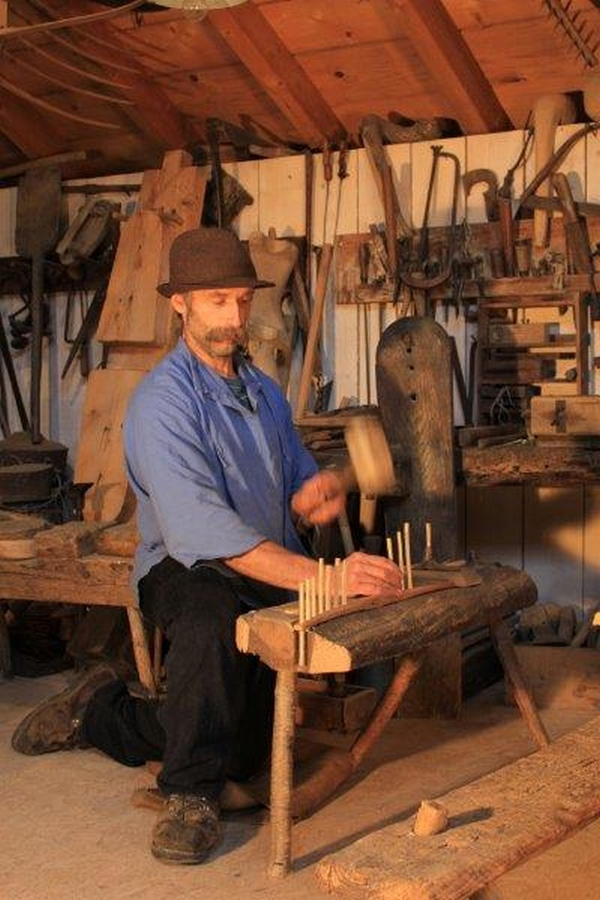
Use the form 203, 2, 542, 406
464, 485, 524, 570
523, 486, 585, 613
583, 486, 600, 619
256, 155, 305, 237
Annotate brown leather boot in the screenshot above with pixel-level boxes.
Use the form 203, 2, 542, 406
151, 794, 222, 864
11, 663, 118, 755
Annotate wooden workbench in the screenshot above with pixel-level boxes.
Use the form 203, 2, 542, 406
237, 563, 545, 877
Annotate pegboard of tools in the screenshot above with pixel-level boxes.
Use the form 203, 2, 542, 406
334, 216, 600, 307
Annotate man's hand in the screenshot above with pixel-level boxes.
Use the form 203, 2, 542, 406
291, 470, 347, 526
344, 551, 404, 599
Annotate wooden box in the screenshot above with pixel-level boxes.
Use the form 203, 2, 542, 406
530, 396, 600, 436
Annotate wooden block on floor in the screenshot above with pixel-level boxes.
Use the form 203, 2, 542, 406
316, 715, 600, 900
296, 680, 378, 733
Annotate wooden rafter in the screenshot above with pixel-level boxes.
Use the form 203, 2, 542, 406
389, 0, 512, 134
40, 0, 190, 152
210, 3, 345, 145
0, 90, 61, 157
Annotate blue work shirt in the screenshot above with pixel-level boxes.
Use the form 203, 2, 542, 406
124, 339, 318, 590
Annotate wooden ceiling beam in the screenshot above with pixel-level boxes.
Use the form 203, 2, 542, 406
37, 0, 190, 151
390, 0, 512, 134
210, 3, 346, 145
0, 91, 60, 158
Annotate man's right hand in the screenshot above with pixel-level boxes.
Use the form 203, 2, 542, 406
344, 551, 404, 599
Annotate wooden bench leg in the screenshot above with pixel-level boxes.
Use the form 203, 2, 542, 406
269, 667, 296, 879
126, 607, 157, 697
490, 616, 550, 749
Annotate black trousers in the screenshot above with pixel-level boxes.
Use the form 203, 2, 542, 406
81, 557, 281, 802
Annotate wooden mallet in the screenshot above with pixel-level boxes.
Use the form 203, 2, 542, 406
343, 413, 395, 536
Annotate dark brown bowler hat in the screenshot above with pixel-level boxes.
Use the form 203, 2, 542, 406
157, 227, 274, 297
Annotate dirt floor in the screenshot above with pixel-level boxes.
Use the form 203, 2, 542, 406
2, 671, 600, 900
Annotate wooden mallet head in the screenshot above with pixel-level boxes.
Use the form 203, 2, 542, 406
344, 414, 395, 534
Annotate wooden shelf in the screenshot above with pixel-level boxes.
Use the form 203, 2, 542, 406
476, 285, 590, 423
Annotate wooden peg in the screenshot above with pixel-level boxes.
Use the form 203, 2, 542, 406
413, 799, 449, 836
403, 521, 413, 589
317, 558, 325, 614
386, 535, 394, 561
298, 582, 306, 668
325, 564, 332, 611
395, 530, 405, 589
424, 521, 433, 562
334, 557, 342, 606
341, 558, 348, 606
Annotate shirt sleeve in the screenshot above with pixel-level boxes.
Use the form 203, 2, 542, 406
125, 384, 267, 569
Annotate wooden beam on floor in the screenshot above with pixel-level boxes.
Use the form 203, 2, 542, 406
316, 714, 600, 899
388, 0, 512, 134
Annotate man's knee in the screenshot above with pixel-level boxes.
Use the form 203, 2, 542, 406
156, 566, 240, 645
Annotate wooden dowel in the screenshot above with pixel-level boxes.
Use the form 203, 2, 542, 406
386, 535, 394, 562
298, 583, 306, 668
334, 557, 341, 606
317, 558, 325, 614
396, 530, 405, 590
424, 521, 433, 562
403, 521, 413, 589
341, 559, 348, 606
325, 564, 332, 611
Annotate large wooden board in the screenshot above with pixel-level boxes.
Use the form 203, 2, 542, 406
316, 715, 600, 900
96, 211, 166, 345
377, 316, 456, 562
97, 151, 207, 346
74, 368, 145, 523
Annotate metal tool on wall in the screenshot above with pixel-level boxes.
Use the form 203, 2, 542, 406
397, 145, 460, 315
15, 165, 62, 445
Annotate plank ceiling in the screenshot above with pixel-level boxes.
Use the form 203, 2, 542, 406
0, 0, 598, 179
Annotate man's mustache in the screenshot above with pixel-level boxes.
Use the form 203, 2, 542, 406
205, 326, 247, 343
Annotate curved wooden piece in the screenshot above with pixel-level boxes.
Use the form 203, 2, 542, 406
248, 231, 299, 390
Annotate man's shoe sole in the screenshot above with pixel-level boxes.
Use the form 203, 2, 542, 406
11, 663, 118, 755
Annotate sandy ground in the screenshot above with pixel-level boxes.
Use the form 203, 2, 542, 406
2, 672, 600, 900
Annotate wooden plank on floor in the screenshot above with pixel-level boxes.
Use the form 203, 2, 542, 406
316, 715, 600, 900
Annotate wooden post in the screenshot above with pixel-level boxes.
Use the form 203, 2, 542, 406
490, 616, 550, 749
268, 668, 296, 878
126, 607, 156, 697
351, 654, 422, 765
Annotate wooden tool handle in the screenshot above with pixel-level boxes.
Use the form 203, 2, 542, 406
294, 243, 333, 420
532, 93, 576, 250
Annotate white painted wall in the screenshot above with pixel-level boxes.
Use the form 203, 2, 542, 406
0, 127, 598, 616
